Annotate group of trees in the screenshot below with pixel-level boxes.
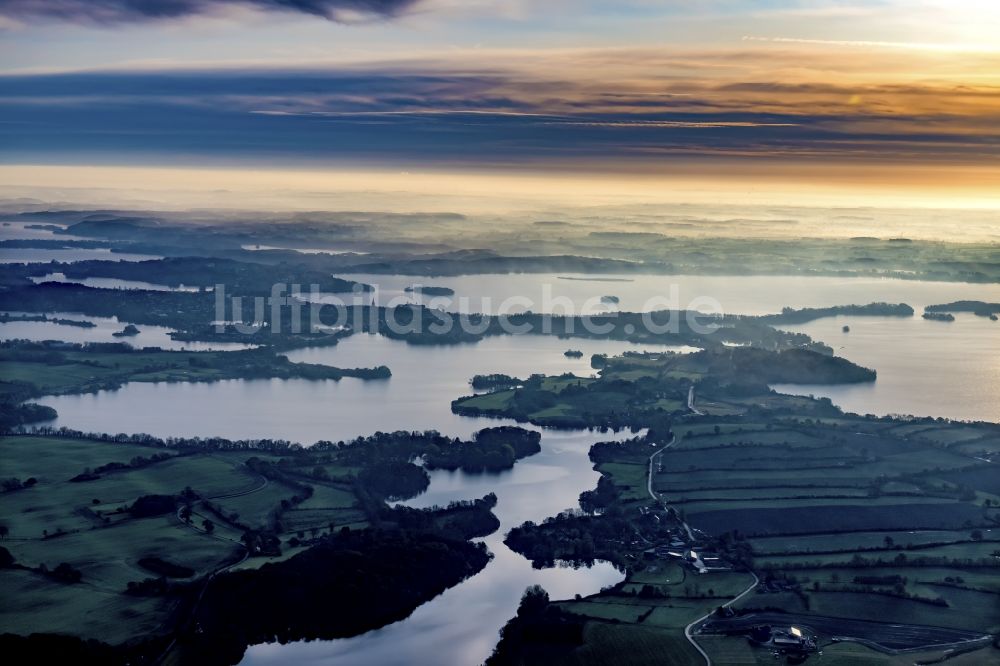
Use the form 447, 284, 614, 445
1, 476, 38, 492
471, 373, 523, 390
425, 427, 541, 472
186, 529, 492, 665
0, 402, 57, 430
486, 586, 586, 666
759, 302, 914, 325
380, 494, 500, 540
505, 507, 633, 568
128, 494, 177, 518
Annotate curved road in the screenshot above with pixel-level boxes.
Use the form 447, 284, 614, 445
687, 386, 705, 416
646, 436, 675, 500
684, 571, 759, 666
648, 431, 758, 666
647, 435, 695, 542
156, 468, 269, 663
153, 545, 249, 665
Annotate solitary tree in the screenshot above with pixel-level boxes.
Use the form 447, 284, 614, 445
518, 585, 550, 618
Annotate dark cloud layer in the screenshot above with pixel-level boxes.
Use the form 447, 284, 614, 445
0, 68, 997, 169
0, 0, 422, 24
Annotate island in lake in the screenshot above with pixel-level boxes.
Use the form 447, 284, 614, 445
10, 222, 990, 663
2, 220, 997, 666
405, 285, 456, 297
2, 50, 999, 662
112, 324, 140, 337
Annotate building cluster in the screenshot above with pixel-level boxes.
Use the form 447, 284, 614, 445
749, 624, 818, 657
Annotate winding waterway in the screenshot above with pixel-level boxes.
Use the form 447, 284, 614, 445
17, 272, 1000, 662
37, 333, 678, 665
244, 428, 628, 666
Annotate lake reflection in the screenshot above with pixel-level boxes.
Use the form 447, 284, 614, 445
0, 311, 253, 352
0, 247, 162, 263
38, 333, 666, 666
244, 428, 629, 666
773, 313, 1000, 422
29, 308, 999, 663
0, 221, 84, 241
38, 333, 687, 440
334, 273, 1000, 317
31, 272, 202, 292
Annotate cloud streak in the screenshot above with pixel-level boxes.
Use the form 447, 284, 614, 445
0, 0, 424, 25
741, 35, 1000, 54
1, 64, 998, 173
2, 37, 999, 176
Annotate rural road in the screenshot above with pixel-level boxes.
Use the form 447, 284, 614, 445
153, 545, 249, 665
647, 434, 695, 541
688, 386, 705, 415
648, 430, 758, 666
646, 435, 676, 501
157, 469, 269, 662
684, 571, 760, 666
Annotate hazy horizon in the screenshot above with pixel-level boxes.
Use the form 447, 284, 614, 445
2, 4, 998, 666
3, 1, 1000, 224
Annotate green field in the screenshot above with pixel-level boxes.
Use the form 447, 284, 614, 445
0, 434, 382, 644
0, 567, 177, 645
748, 529, 986, 553
577, 411, 1000, 661
0, 435, 167, 481
0, 344, 380, 406
701, 635, 1000, 666
734, 565, 1000, 634
0, 350, 234, 398
571, 622, 705, 666
459, 389, 514, 410
595, 461, 649, 501
804, 589, 998, 632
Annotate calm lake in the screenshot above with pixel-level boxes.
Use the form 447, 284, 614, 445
39, 333, 671, 666
37, 334, 685, 440
31, 272, 203, 292
0, 221, 161, 263
0, 248, 162, 264
0, 221, 85, 242
22, 272, 1000, 663
24, 273, 1000, 424
773, 313, 1000, 422
322, 273, 999, 422
336, 272, 1000, 317
0, 311, 253, 351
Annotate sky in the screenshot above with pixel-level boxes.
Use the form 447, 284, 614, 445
1, 0, 999, 214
